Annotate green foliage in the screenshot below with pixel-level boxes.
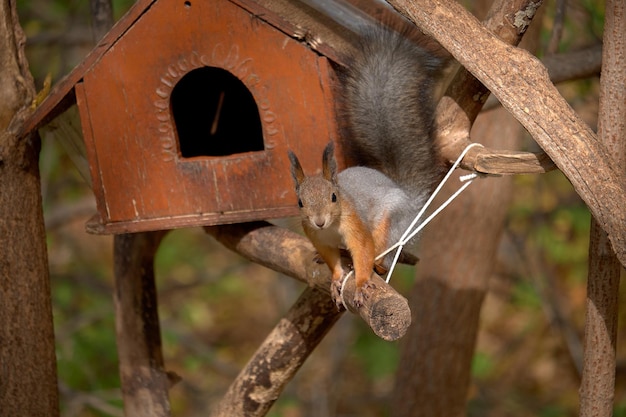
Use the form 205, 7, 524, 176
354, 328, 399, 379
471, 351, 495, 380
511, 280, 543, 309
614, 401, 626, 417
112, 0, 136, 19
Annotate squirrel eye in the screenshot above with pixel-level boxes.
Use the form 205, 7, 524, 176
297, 198, 303, 208
331, 193, 337, 203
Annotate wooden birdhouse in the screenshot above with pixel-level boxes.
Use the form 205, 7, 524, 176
22, 0, 362, 234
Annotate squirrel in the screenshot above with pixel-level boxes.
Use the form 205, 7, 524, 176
288, 26, 447, 309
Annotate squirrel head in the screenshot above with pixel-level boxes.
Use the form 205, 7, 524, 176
288, 142, 341, 230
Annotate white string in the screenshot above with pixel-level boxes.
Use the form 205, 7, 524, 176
338, 142, 484, 310
339, 269, 353, 310
379, 142, 484, 283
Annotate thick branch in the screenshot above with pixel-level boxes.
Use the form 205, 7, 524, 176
388, 0, 626, 268
428, 0, 550, 175
205, 222, 411, 341
482, 43, 603, 111
211, 286, 341, 417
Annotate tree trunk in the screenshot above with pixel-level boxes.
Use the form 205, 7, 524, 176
579, 0, 625, 415
392, 104, 519, 417
0, 1, 59, 415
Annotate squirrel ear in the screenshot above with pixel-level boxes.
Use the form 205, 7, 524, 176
288, 150, 305, 186
322, 142, 338, 182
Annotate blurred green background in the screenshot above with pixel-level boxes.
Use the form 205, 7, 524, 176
16, 0, 626, 416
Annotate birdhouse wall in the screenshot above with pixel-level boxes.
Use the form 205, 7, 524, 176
76, 0, 340, 234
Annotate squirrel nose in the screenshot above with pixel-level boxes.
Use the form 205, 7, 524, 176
312, 217, 327, 229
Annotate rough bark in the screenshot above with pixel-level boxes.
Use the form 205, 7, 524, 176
579, 1, 625, 415
0, 0, 59, 416
430, 0, 552, 175
388, 0, 626, 268
113, 232, 172, 417
482, 43, 603, 111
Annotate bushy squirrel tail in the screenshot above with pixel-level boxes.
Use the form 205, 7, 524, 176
340, 26, 447, 197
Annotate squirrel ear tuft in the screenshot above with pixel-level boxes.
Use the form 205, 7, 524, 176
288, 150, 305, 186
322, 142, 338, 182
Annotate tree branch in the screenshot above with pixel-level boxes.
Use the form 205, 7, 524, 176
392, 2, 544, 413
482, 43, 603, 111
388, 0, 626, 268
424, 0, 551, 175
210, 286, 342, 417
205, 222, 411, 341
541, 43, 603, 84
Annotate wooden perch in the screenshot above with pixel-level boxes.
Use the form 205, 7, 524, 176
205, 222, 412, 341
447, 143, 556, 175
388, 0, 626, 268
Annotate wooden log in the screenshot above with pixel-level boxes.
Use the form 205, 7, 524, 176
113, 231, 172, 417
205, 222, 411, 341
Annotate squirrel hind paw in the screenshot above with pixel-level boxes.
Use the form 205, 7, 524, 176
353, 281, 376, 309
353, 289, 366, 309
